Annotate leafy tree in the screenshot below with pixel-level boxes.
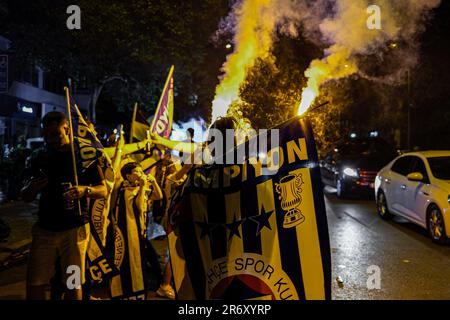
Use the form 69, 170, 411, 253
1, 0, 229, 126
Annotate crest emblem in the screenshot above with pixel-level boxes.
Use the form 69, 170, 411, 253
275, 173, 305, 228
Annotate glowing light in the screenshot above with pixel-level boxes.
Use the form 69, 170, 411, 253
21, 106, 33, 114
225, 43, 232, 50
171, 117, 206, 143
211, 96, 235, 122
297, 87, 317, 116
343, 167, 358, 177
389, 42, 398, 49
296, 46, 358, 117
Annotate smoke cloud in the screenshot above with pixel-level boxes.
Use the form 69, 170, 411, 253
211, 0, 442, 118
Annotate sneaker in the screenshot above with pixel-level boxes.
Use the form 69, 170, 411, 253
156, 284, 175, 300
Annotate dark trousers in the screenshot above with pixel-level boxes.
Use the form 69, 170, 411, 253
145, 239, 163, 289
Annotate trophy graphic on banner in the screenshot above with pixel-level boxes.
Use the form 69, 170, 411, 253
275, 173, 305, 228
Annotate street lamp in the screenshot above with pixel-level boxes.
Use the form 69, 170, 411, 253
407, 69, 411, 151
389, 42, 398, 49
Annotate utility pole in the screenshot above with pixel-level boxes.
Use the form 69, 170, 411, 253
407, 69, 411, 151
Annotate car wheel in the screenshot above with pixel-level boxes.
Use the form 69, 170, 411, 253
377, 191, 393, 220
336, 178, 347, 199
427, 205, 447, 244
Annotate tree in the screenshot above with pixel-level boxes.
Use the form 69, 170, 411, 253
1, 0, 229, 125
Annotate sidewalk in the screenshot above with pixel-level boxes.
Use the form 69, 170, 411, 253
0, 198, 170, 300
0, 198, 37, 299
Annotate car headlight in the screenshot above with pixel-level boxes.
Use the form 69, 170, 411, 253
343, 167, 359, 177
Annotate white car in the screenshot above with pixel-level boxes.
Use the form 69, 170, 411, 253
375, 151, 450, 244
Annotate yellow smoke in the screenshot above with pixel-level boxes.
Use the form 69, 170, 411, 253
211, 0, 275, 122
297, 0, 399, 115
212, 0, 441, 118
297, 45, 357, 115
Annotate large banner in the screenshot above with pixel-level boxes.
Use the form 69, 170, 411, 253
109, 185, 147, 300
168, 117, 331, 300
65, 88, 119, 283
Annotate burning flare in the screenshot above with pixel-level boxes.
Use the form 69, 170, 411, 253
211, 0, 275, 122
212, 0, 442, 119
298, 88, 317, 116
297, 45, 357, 116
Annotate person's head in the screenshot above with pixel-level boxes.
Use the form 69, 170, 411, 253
42, 112, 70, 150
209, 117, 238, 136
207, 116, 239, 157
107, 133, 117, 147
17, 135, 26, 146
121, 162, 144, 184
187, 128, 195, 141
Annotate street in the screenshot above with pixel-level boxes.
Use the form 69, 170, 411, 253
0, 196, 168, 300
326, 186, 450, 300
1, 186, 450, 300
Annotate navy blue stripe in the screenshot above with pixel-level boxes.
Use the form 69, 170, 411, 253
241, 184, 262, 254
111, 190, 148, 299
178, 194, 206, 299
206, 190, 227, 260
303, 119, 332, 300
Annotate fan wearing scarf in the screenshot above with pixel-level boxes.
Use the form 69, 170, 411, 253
109, 162, 162, 299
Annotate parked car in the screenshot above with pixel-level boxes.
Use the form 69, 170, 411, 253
320, 137, 397, 198
375, 151, 450, 244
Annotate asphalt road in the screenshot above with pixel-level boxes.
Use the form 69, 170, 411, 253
2, 188, 450, 300
325, 186, 450, 299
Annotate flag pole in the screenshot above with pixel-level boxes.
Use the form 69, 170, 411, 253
64, 85, 82, 216
130, 102, 138, 143
64, 86, 79, 187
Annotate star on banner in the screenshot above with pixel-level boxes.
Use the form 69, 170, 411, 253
249, 206, 274, 236
195, 216, 216, 239
226, 215, 243, 240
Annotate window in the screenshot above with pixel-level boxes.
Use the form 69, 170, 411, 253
391, 156, 414, 176
428, 157, 450, 180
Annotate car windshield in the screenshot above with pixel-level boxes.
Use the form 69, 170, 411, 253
427, 156, 450, 180
337, 139, 394, 157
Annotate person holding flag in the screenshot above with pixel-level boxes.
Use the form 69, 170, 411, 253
22, 111, 108, 300
109, 161, 163, 299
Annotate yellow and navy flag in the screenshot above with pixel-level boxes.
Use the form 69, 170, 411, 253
167, 117, 331, 300
109, 184, 147, 300
65, 88, 119, 283
130, 103, 151, 143
66, 89, 104, 171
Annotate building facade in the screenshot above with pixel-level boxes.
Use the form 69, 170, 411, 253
0, 35, 91, 151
